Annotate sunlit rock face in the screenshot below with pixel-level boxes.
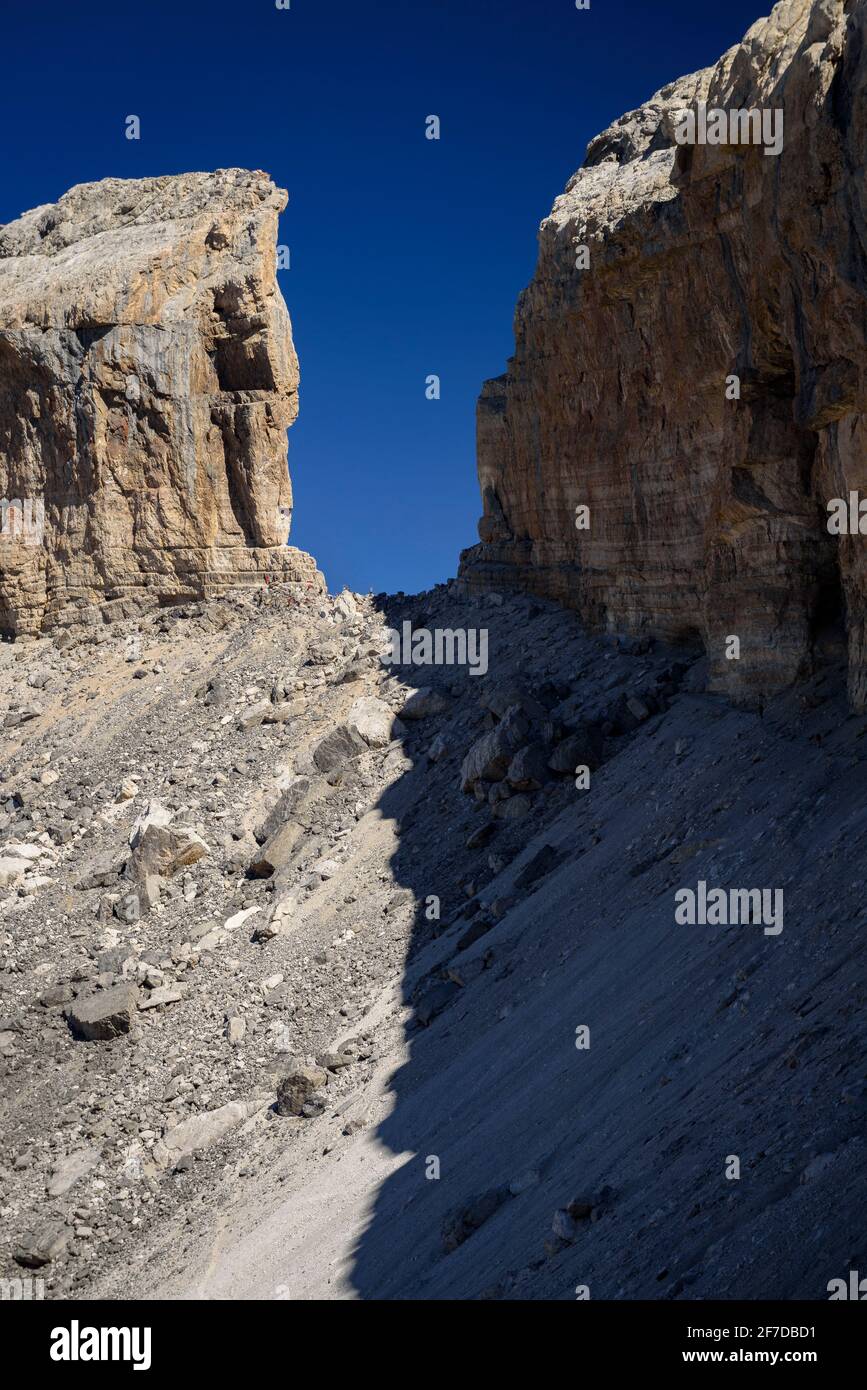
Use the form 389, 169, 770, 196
461, 0, 867, 709
0, 168, 323, 636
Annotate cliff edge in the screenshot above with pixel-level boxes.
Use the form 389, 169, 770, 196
460, 0, 867, 709
0, 169, 323, 636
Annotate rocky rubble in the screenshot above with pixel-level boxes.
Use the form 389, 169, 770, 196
0, 570, 705, 1296
0, 567, 864, 1300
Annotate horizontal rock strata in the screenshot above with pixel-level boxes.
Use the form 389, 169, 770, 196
460, 0, 867, 708
0, 169, 323, 636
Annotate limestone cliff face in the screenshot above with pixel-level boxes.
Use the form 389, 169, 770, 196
0, 169, 322, 635
460, 0, 867, 709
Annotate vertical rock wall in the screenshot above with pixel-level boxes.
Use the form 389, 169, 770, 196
0, 169, 323, 636
460, 0, 867, 709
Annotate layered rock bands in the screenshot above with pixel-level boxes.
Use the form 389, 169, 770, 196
0, 169, 322, 636
460, 0, 867, 709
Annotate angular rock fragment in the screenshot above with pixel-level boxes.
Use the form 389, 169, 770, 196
276, 1063, 329, 1117
415, 979, 462, 1027
312, 723, 367, 773
547, 727, 602, 775
399, 687, 449, 720
348, 696, 403, 748
157, 1096, 270, 1169
460, 705, 531, 791
506, 742, 550, 791
14, 1223, 70, 1268
73, 849, 127, 890
128, 824, 209, 882
47, 1146, 102, 1198
248, 821, 306, 878
67, 983, 140, 1041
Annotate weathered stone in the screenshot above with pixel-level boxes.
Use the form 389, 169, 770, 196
415, 979, 461, 1026
276, 1063, 329, 1117
466, 821, 497, 850
427, 732, 451, 763
460, 705, 531, 791
248, 821, 306, 878
138, 985, 184, 1010
514, 843, 563, 894
506, 742, 551, 791
225, 1015, 246, 1046
399, 687, 449, 720
493, 792, 533, 821
547, 727, 602, 775
312, 723, 366, 773
14, 1222, 70, 1268
460, 0, 867, 711
237, 701, 272, 731
128, 799, 173, 850
67, 982, 140, 1040
157, 1096, 270, 1168
39, 982, 74, 1008
47, 1146, 102, 1197
113, 892, 142, 924
0, 170, 324, 637
442, 1187, 510, 1253
347, 696, 402, 748
128, 823, 208, 883
0, 856, 29, 888
73, 849, 127, 890
480, 683, 546, 723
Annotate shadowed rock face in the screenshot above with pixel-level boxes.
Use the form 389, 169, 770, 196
460, 0, 867, 709
0, 169, 323, 635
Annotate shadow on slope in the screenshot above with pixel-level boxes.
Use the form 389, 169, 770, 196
349, 588, 867, 1300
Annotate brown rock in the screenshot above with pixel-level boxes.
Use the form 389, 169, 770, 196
276, 1063, 329, 1117
460, 0, 867, 710
0, 170, 324, 637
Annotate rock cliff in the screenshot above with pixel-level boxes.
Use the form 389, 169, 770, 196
0, 169, 322, 637
460, 0, 867, 709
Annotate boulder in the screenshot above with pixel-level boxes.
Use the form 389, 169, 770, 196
13, 1223, 70, 1268
312, 723, 367, 772
348, 696, 402, 748
248, 821, 306, 878
276, 1063, 329, 1117
460, 705, 531, 791
547, 726, 603, 775
157, 1096, 270, 1169
128, 823, 209, 883
506, 742, 551, 791
67, 983, 140, 1041
400, 687, 450, 720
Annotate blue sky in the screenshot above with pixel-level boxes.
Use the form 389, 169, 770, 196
1, 0, 764, 595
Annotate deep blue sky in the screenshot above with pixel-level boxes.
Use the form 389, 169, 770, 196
1, 0, 764, 595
